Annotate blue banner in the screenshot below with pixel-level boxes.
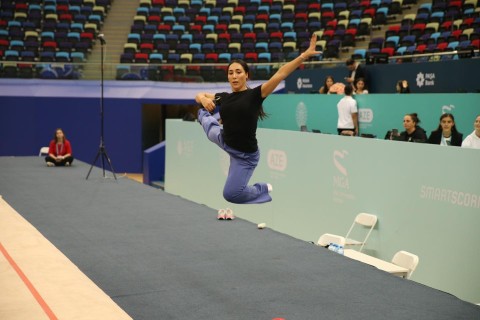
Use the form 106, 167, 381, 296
286, 59, 480, 94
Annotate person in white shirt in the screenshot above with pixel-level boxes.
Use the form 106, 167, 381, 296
337, 85, 358, 136
461, 115, 480, 149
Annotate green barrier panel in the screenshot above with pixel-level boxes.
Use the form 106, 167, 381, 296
259, 94, 480, 139
166, 119, 480, 304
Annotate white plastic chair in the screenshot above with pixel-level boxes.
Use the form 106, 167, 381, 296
317, 233, 346, 247
344, 213, 378, 252
39, 147, 49, 156
391, 250, 419, 279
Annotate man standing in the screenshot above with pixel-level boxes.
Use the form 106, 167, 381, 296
337, 85, 358, 136
345, 58, 367, 91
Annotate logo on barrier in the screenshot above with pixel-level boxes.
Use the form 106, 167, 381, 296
416, 72, 435, 88
416, 72, 425, 87
297, 78, 303, 90
333, 150, 348, 176
267, 149, 287, 172
359, 108, 373, 123
442, 104, 455, 114
296, 101, 308, 128
420, 185, 480, 209
177, 140, 193, 157
296, 77, 313, 90
332, 150, 355, 204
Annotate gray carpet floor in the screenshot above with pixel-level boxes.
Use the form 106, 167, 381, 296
1, 157, 479, 320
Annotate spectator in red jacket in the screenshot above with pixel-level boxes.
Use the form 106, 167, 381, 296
45, 128, 74, 167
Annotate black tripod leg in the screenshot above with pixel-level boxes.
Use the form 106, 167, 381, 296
86, 148, 102, 180
103, 149, 117, 180
101, 148, 106, 178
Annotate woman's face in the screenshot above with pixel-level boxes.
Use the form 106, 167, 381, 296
326, 78, 334, 87
56, 130, 64, 141
356, 80, 365, 90
440, 116, 454, 132
474, 116, 480, 132
403, 115, 415, 131
228, 62, 248, 92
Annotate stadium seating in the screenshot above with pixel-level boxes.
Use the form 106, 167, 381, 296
2, 0, 479, 81
0, 0, 109, 78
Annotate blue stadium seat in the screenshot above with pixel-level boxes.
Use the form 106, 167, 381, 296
218, 52, 231, 63
128, 33, 141, 44
255, 42, 268, 53
241, 23, 253, 33
281, 22, 294, 32
258, 52, 271, 62
40, 51, 55, 62
167, 53, 180, 63
231, 52, 245, 60
71, 51, 85, 62
385, 36, 400, 48
192, 53, 205, 63
396, 46, 407, 55
10, 40, 24, 51
189, 43, 202, 54
55, 51, 70, 62
202, 43, 215, 53
20, 51, 36, 61
5, 50, 20, 61
180, 34, 193, 44
268, 41, 282, 53
352, 48, 366, 59
202, 24, 215, 34
149, 53, 163, 63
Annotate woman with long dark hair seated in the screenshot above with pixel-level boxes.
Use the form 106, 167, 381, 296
427, 113, 463, 146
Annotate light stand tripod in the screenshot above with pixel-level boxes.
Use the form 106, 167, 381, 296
86, 34, 117, 180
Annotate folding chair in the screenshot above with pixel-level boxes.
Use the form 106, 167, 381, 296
39, 147, 50, 156
316, 233, 346, 247
344, 213, 378, 252
391, 250, 419, 279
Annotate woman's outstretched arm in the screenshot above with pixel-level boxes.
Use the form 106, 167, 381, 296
261, 34, 321, 98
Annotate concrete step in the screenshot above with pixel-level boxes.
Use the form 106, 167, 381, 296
83, 0, 139, 80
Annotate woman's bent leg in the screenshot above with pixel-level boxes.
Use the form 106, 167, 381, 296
198, 109, 224, 149
222, 149, 272, 204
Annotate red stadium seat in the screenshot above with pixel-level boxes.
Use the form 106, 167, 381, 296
245, 52, 258, 63
381, 47, 395, 56
140, 43, 154, 53
205, 53, 218, 62
218, 33, 231, 43
134, 53, 149, 63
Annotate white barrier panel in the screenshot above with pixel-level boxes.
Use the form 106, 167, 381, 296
166, 119, 480, 304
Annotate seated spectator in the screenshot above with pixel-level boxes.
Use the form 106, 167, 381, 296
399, 113, 427, 142
45, 128, 74, 167
427, 113, 463, 146
396, 80, 410, 93
461, 115, 480, 149
354, 78, 368, 94
319, 75, 334, 94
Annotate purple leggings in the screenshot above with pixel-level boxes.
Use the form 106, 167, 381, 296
198, 109, 272, 204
